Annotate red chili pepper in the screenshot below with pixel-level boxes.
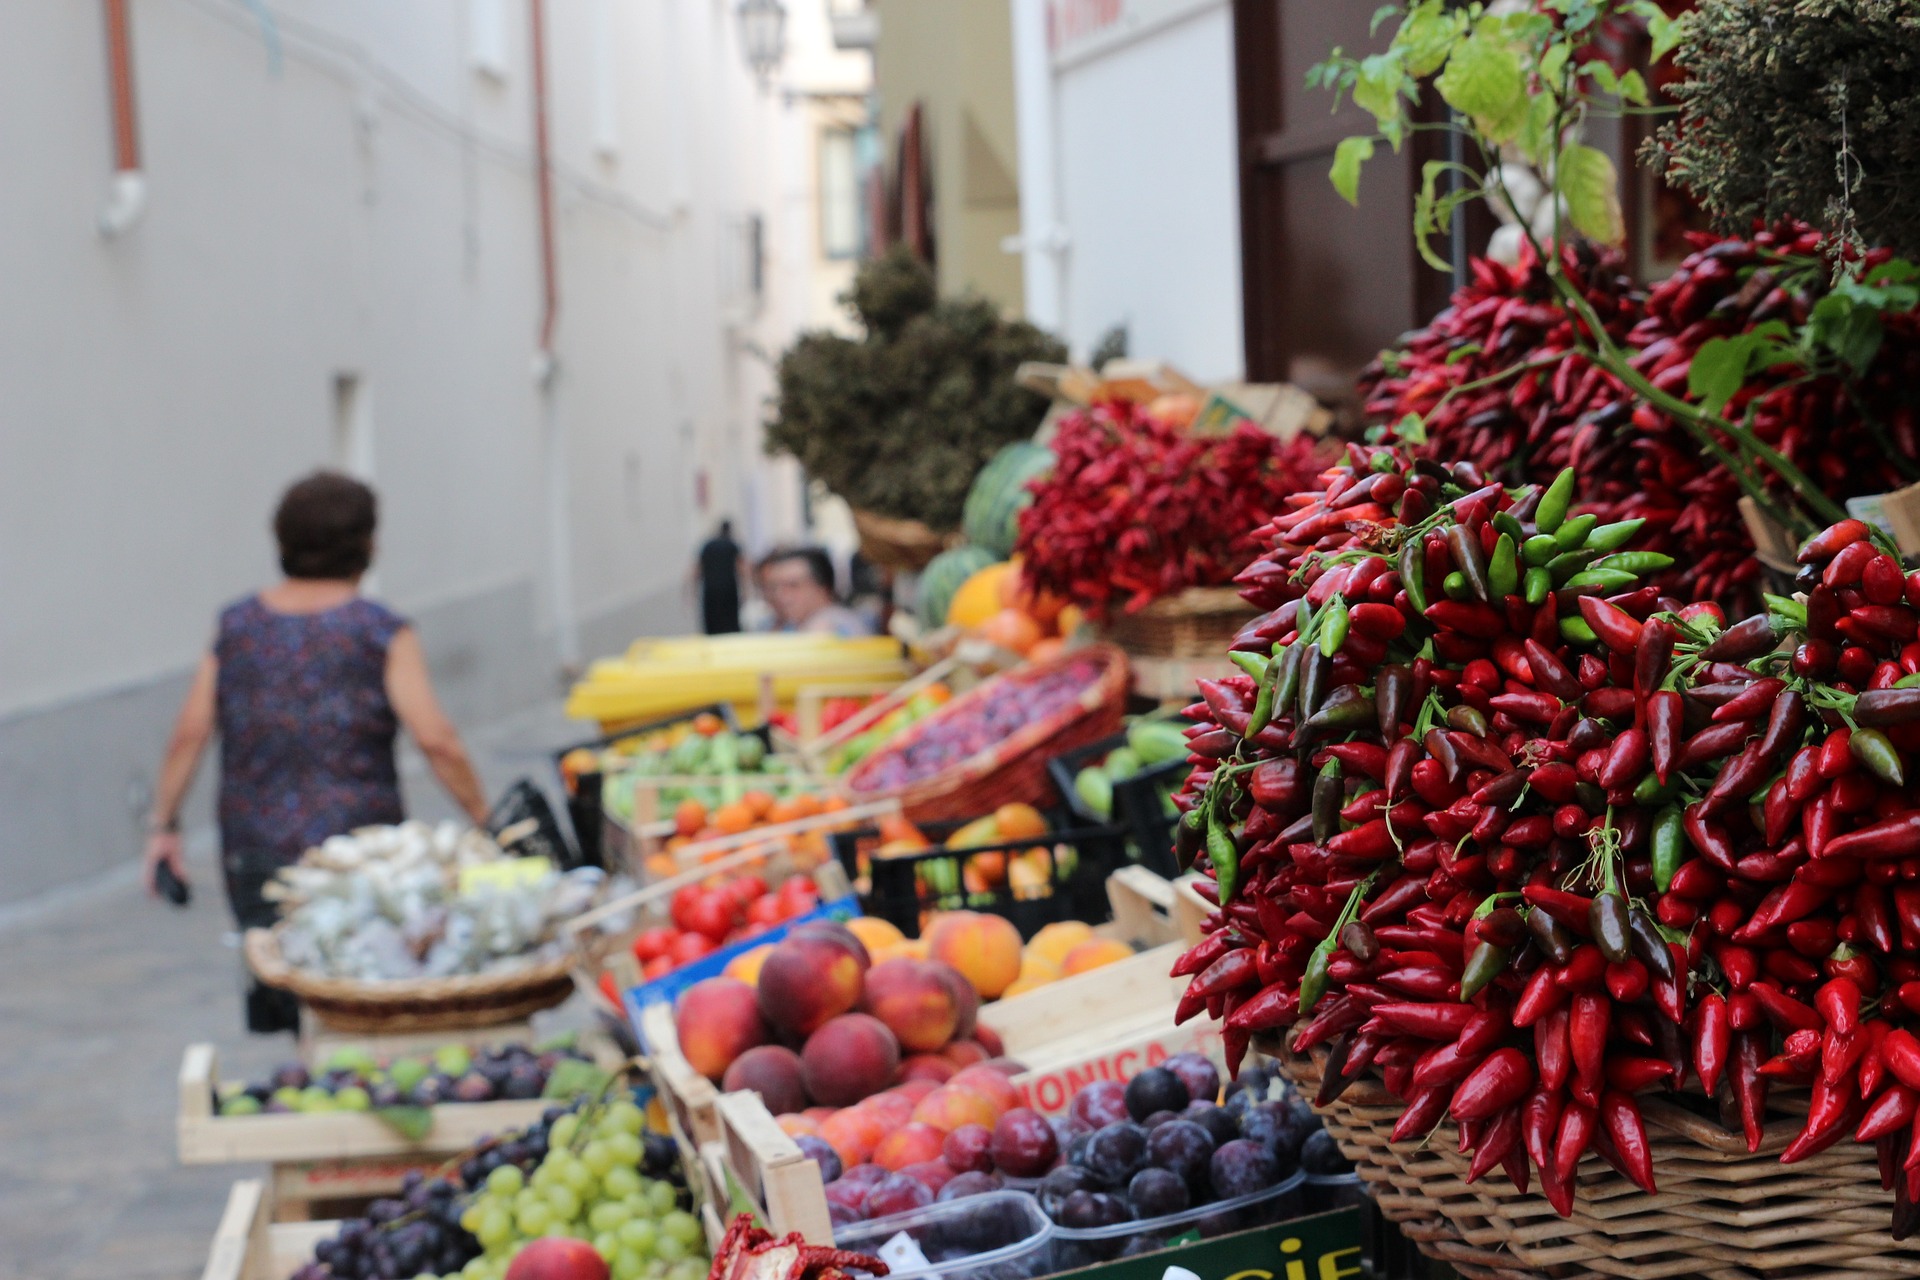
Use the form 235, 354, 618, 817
1535, 1006, 1571, 1094
1578, 596, 1643, 653
1885, 1030, 1920, 1091
1817, 976, 1862, 1036
1749, 981, 1823, 1033
1858, 1085, 1919, 1142
1683, 805, 1738, 872
1408, 1010, 1505, 1090
1570, 992, 1609, 1107
1648, 690, 1683, 783
1189, 947, 1258, 999
1678, 719, 1755, 770
1388, 1082, 1450, 1142
1464, 1103, 1523, 1184
1827, 812, 1920, 862
1223, 985, 1299, 1032
1451, 1047, 1535, 1121
1514, 963, 1568, 1027
1171, 932, 1236, 977
1552, 1098, 1597, 1182
1785, 744, 1823, 803
1782, 1078, 1862, 1163
1733, 1029, 1768, 1153
1522, 885, 1596, 936
1598, 727, 1649, 789
1712, 676, 1786, 724
1692, 993, 1729, 1095
1600, 1089, 1657, 1193
1733, 881, 1832, 941
1798, 518, 1871, 563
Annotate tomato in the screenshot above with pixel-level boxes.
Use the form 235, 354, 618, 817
632, 926, 678, 963
683, 892, 737, 943
776, 877, 819, 918
745, 895, 783, 927
728, 875, 769, 906
643, 954, 677, 979
667, 931, 716, 965
670, 884, 706, 934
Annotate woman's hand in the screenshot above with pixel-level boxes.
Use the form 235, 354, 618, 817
142, 829, 187, 896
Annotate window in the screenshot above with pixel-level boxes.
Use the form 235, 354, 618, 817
819, 127, 860, 259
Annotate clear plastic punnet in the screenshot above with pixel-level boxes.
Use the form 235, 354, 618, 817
1045, 1169, 1307, 1268
832, 1190, 1055, 1280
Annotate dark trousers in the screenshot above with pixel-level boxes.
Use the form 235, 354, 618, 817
224, 847, 302, 1034
702, 591, 741, 635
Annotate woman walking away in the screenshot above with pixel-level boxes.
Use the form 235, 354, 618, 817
694, 519, 745, 634
140, 471, 491, 1031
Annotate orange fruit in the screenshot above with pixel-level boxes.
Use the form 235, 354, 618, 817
742, 790, 776, 820
821, 794, 849, 812
923, 683, 952, 705
982, 608, 1043, 656
709, 802, 755, 836
846, 917, 906, 953
993, 803, 1048, 842
789, 792, 825, 819
674, 798, 708, 838
1026, 637, 1066, 664
692, 713, 725, 736
1062, 937, 1135, 975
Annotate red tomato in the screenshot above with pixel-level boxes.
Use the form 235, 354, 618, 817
667, 931, 716, 965
597, 971, 621, 1005
670, 885, 705, 934
776, 877, 819, 918
745, 895, 783, 927
632, 926, 678, 963
684, 892, 737, 942
728, 875, 769, 906
642, 954, 676, 979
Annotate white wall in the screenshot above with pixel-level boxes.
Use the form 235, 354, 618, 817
1021, 0, 1245, 380
0, 0, 864, 902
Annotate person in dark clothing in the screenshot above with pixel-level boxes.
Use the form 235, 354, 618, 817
694, 520, 745, 634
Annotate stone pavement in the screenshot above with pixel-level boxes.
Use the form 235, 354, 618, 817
0, 701, 595, 1280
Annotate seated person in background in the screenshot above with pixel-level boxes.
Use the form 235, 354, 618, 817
759, 545, 875, 638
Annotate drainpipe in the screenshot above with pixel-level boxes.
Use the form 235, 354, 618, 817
99, 0, 147, 237
1006, 0, 1066, 334
529, 0, 580, 669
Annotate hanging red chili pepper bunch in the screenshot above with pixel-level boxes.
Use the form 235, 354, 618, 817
1015, 400, 1332, 619
1360, 226, 1920, 612
1171, 444, 1920, 1234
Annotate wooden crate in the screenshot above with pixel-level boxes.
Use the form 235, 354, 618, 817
1170, 871, 1214, 946
201, 1180, 335, 1280
699, 1091, 834, 1247
179, 1043, 612, 1219
297, 1017, 543, 1066
640, 1001, 721, 1151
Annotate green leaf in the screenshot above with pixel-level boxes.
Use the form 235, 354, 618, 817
1330, 136, 1376, 205
1688, 334, 1758, 417
1646, 12, 1689, 62
1370, 4, 1402, 37
1394, 413, 1428, 447
1436, 33, 1527, 143
1616, 69, 1649, 106
1868, 260, 1920, 287
1558, 143, 1624, 245
1353, 52, 1405, 125
1445, 342, 1483, 365
1537, 43, 1570, 87
374, 1106, 434, 1142
1518, 91, 1560, 169
1395, 0, 1460, 77
1580, 59, 1619, 95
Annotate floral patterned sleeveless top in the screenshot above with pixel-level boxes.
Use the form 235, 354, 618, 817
214, 595, 407, 865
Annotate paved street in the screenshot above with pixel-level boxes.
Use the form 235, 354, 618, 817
0, 702, 593, 1280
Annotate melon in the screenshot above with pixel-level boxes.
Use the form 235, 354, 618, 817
962, 442, 1054, 559
946, 563, 1015, 630
918, 546, 999, 628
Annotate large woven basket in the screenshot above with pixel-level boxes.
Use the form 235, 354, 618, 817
243, 928, 576, 1034
1103, 585, 1257, 659
1271, 1037, 1920, 1280
838, 643, 1129, 823
851, 507, 955, 572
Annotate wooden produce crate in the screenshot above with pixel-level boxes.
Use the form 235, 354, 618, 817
1170, 871, 1214, 946
201, 1179, 335, 1280
297, 1017, 546, 1067
178, 1044, 597, 1220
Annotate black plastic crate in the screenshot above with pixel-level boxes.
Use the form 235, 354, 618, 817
1047, 730, 1189, 879
827, 816, 1127, 941
551, 703, 743, 869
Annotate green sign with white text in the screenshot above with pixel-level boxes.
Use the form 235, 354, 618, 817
1048, 1208, 1368, 1280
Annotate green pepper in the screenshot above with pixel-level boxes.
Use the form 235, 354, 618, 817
1445, 524, 1493, 602
1489, 533, 1519, 599
1206, 809, 1240, 905
1523, 566, 1552, 606
1523, 533, 1560, 566
1545, 548, 1597, 583
1398, 539, 1428, 614
1446, 704, 1489, 737
1562, 568, 1639, 592
1229, 650, 1270, 680
1298, 684, 1376, 749
1553, 512, 1599, 551
1460, 941, 1508, 1001
1590, 892, 1634, 963
1560, 616, 1600, 645
1298, 941, 1332, 1014
1492, 510, 1527, 543
1535, 467, 1576, 534
1312, 759, 1343, 844
1273, 642, 1306, 718
1853, 727, 1906, 787
1319, 595, 1350, 658
1443, 570, 1471, 600
1633, 772, 1676, 805
1897, 672, 1920, 690
1174, 807, 1207, 873
1593, 551, 1676, 575
1300, 648, 1332, 719
1245, 649, 1281, 738
1584, 518, 1646, 553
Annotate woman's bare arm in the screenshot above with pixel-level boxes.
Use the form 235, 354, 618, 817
142, 654, 218, 893
385, 627, 491, 826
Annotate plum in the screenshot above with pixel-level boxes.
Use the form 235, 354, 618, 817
823, 1179, 872, 1216
1210, 1139, 1280, 1199
1058, 1190, 1133, 1230
1071, 1081, 1131, 1130
839, 1162, 889, 1186
794, 1134, 843, 1184
1299, 1129, 1353, 1175
1082, 1123, 1150, 1185
1037, 1165, 1102, 1219
989, 1107, 1060, 1178
1162, 1053, 1221, 1107
1146, 1119, 1216, 1190
827, 1201, 864, 1228
1183, 1101, 1240, 1147
943, 1123, 994, 1174
1140, 1110, 1180, 1130
1124, 1068, 1189, 1121
865, 1172, 934, 1219
937, 1170, 1003, 1201
1127, 1167, 1190, 1219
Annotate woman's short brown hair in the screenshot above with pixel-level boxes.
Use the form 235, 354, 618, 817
274, 472, 377, 579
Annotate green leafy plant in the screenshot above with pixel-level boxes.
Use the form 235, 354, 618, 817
766, 249, 1065, 531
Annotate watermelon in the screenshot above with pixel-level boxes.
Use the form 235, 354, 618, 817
919, 545, 999, 628
963, 442, 1053, 558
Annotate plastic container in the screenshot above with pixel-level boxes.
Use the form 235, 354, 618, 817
565, 634, 911, 729
1046, 730, 1188, 879
827, 817, 1125, 940
1045, 1170, 1307, 1269
831, 1190, 1054, 1280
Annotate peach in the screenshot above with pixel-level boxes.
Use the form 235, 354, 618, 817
860, 1091, 917, 1129
777, 1113, 822, 1139
803, 1106, 838, 1124
675, 977, 771, 1080
889, 1077, 940, 1102
758, 931, 867, 1038
723, 943, 776, 986
846, 916, 906, 954
911, 1084, 1002, 1132
940, 1041, 990, 1069
930, 961, 980, 1039
1025, 920, 1094, 970
801, 1013, 901, 1106
974, 1025, 1005, 1057
925, 912, 1023, 999
1062, 937, 1135, 975
721, 1044, 808, 1115
872, 1122, 947, 1170
791, 920, 872, 969
949, 1064, 1021, 1115
819, 1107, 888, 1168
862, 958, 962, 1052
900, 1054, 956, 1084
898, 1160, 956, 1193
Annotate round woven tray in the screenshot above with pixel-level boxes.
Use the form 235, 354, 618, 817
1103, 585, 1257, 660
838, 643, 1130, 824
243, 928, 576, 1034
851, 507, 955, 572
1270, 1036, 1920, 1280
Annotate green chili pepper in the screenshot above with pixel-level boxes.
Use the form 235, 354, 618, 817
1593, 552, 1676, 575
1245, 646, 1283, 738
1443, 570, 1471, 600
1584, 518, 1646, 553
1535, 468, 1576, 534
1298, 941, 1332, 1014
1206, 809, 1240, 905
1633, 772, 1676, 805
1174, 808, 1207, 873
1561, 616, 1600, 645
1523, 566, 1552, 605
1651, 805, 1684, 893
1398, 539, 1427, 614
1319, 595, 1350, 658
1229, 650, 1270, 680
1545, 549, 1597, 583
1489, 533, 1519, 599
1312, 759, 1343, 844
1853, 727, 1906, 787
1445, 524, 1493, 603
1273, 642, 1305, 717
1523, 533, 1560, 566
1553, 512, 1599, 551
1298, 684, 1377, 749
1300, 648, 1332, 719
1460, 941, 1508, 1001
1492, 510, 1527, 543
1562, 568, 1639, 592
1897, 672, 1920, 690
1590, 892, 1634, 963
1446, 704, 1489, 737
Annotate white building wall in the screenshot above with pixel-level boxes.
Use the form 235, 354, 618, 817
0, 0, 863, 904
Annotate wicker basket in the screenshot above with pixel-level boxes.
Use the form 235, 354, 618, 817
1270, 1037, 1920, 1280
1102, 586, 1256, 660
851, 507, 955, 572
243, 929, 576, 1034
838, 643, 1130, 824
